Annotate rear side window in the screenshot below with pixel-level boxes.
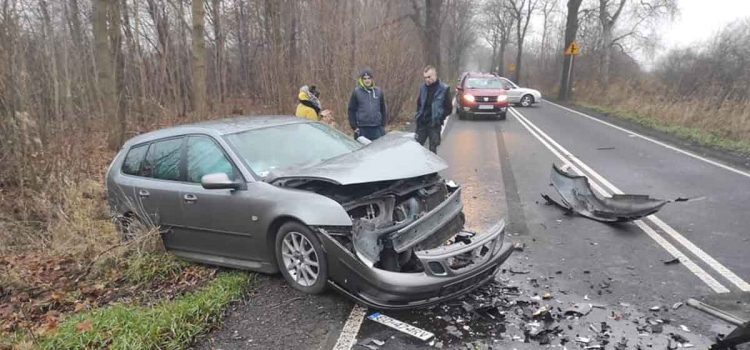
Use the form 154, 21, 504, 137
121, 144, 148, 176
144, 138, 183, 181
186, 136, 237, 183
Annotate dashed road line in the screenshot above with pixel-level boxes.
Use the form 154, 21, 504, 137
332, 304, 367, 350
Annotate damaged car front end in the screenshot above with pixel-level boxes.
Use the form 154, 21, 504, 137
269, 133, 513, 309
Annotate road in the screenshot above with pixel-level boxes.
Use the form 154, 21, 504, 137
198, 102, 750, 349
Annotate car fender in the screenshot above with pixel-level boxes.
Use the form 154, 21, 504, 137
251, 182, 352, 228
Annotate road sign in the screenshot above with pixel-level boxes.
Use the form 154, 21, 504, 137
564, 41, 580, 56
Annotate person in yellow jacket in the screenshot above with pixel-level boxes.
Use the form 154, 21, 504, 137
295, 85, 331, 121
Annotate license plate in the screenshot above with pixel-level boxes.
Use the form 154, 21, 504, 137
478, 105, 494, 110
367, 312, 435, 341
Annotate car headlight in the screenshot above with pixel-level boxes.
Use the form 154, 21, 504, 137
497, 95, 507, 102
463, 94, 475, 102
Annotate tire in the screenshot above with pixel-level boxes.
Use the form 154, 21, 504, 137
275, 222, 328, 294
520, 94, 534, 107
497, 112, 507, 120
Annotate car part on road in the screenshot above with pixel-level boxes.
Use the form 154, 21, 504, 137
543, 163, 669, 222
367, 312, 435, 341
686, 298, 747, 326
711, 320, 750, 349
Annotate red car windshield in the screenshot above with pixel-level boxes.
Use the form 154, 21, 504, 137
465, 77, 503, 89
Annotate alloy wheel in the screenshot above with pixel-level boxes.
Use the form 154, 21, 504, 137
281, 231, 320, 287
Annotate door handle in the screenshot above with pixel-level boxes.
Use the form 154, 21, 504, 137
138, 189, 150, 198
183, 193, 198, 203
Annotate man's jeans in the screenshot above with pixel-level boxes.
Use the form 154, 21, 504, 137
415, 122, 441, 153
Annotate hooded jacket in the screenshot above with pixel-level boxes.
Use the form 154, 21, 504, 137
347, 78, 387, 129
295, 87, 321, 121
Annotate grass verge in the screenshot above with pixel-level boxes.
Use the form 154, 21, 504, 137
32, 271, 252, 350
574, 101, 750, 156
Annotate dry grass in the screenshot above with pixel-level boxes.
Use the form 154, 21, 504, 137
569, 79, 750, 154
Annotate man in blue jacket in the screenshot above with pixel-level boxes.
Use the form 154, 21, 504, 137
415, 65, 452, 153
348, 69, 388, 140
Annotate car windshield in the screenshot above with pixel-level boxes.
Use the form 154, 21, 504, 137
224, 122, 362, 177
465, 77, 504, 89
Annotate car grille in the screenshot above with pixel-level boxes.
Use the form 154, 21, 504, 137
474, 96, 495, 103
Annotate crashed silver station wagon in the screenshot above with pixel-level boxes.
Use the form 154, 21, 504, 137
106, 116, 513, 309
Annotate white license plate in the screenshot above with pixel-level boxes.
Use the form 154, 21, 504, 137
478, 104, 494, 110
367, 312, 435, 341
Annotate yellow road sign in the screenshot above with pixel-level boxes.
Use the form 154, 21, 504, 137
564, 41, 580, 56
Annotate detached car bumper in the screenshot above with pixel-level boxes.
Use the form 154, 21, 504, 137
318, 220, 513, 310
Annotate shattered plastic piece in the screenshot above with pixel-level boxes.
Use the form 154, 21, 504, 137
372, 339, 385, 346
532, 306, 549, 317
565, 303, 593, 317
663, 257, 681, 265
367, 313, 434, 341
542, 292, 553, 300
711, 320, 750, 350
680, 325, 691, 332
513, 242, 525, 251
650, 306, 661, 311
576, 336, 592, 344
545, 163, 669, 222
673, 302, 684, 310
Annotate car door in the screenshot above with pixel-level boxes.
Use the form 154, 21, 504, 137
174, 135, 261, 261
135, 137, 185, 235
501, 78, 522, 103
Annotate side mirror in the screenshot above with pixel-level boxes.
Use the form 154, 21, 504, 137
201, 172, 242, 190
456, 86, 463, 92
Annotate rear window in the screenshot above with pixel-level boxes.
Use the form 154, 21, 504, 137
465, 77, 503, 89
121, 144, 148, 176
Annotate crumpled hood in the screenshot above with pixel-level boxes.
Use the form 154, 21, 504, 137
268, 132, 447, 185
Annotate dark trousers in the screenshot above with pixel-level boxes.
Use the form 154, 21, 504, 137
415, 122, 441, 153
357, 126, 386, 140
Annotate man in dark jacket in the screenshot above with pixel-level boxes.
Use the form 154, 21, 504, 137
415, 65, 452, 153
348, 69, 388, 140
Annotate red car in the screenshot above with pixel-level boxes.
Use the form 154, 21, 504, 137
455, 72, 509, 120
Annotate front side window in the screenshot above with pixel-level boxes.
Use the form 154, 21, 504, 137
225, 122, 361, 177
186, 136, 237, 183
144, 137, 183, 181
121, 144, 148, 176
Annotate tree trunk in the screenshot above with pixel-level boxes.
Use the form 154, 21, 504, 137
191, 0, 207, 114
110, 0, 126, 148
94, 0, 117, 148
212, 0, 225, 102
559, 0, 582, 101
425, 0, 442, 72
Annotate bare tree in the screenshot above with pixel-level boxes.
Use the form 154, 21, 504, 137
410, 0, 443, 71
506, 0, 539, 84
596, 0, 677, 88
480, 0, 515, 75
192, 0, 207, 113
442, 0, 475, 80
559, 0, 583, 100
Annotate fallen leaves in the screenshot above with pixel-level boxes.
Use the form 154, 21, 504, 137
76, 319, 94, 333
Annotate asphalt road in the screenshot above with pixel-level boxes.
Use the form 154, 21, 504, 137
198, 102, 750, 349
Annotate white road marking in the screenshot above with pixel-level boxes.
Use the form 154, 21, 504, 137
509, 108, 731, 293
441, 115, 451, 136
511, 107, 750, 292
545, 100, 750, 179
332, 304, 367, 350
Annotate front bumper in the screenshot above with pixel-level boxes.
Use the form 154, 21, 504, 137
318, 220, 513, 310
461, 103, 508, 116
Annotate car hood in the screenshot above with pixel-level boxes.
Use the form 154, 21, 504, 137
267, 132, 448, 185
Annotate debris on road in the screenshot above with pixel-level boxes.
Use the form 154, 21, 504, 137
663, 257, 681, 265
543, 163, 670, 223
673, 302, 684, 310
596, 146, 616, 150
367, 312, 435, 341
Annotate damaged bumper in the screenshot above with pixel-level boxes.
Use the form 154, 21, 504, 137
318, 220, 513, 310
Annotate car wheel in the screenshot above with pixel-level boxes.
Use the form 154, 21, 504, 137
116, 213, 147, 241
275, 222, 328, 294
520, 94, 534, 107
498, 112, 507, 120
